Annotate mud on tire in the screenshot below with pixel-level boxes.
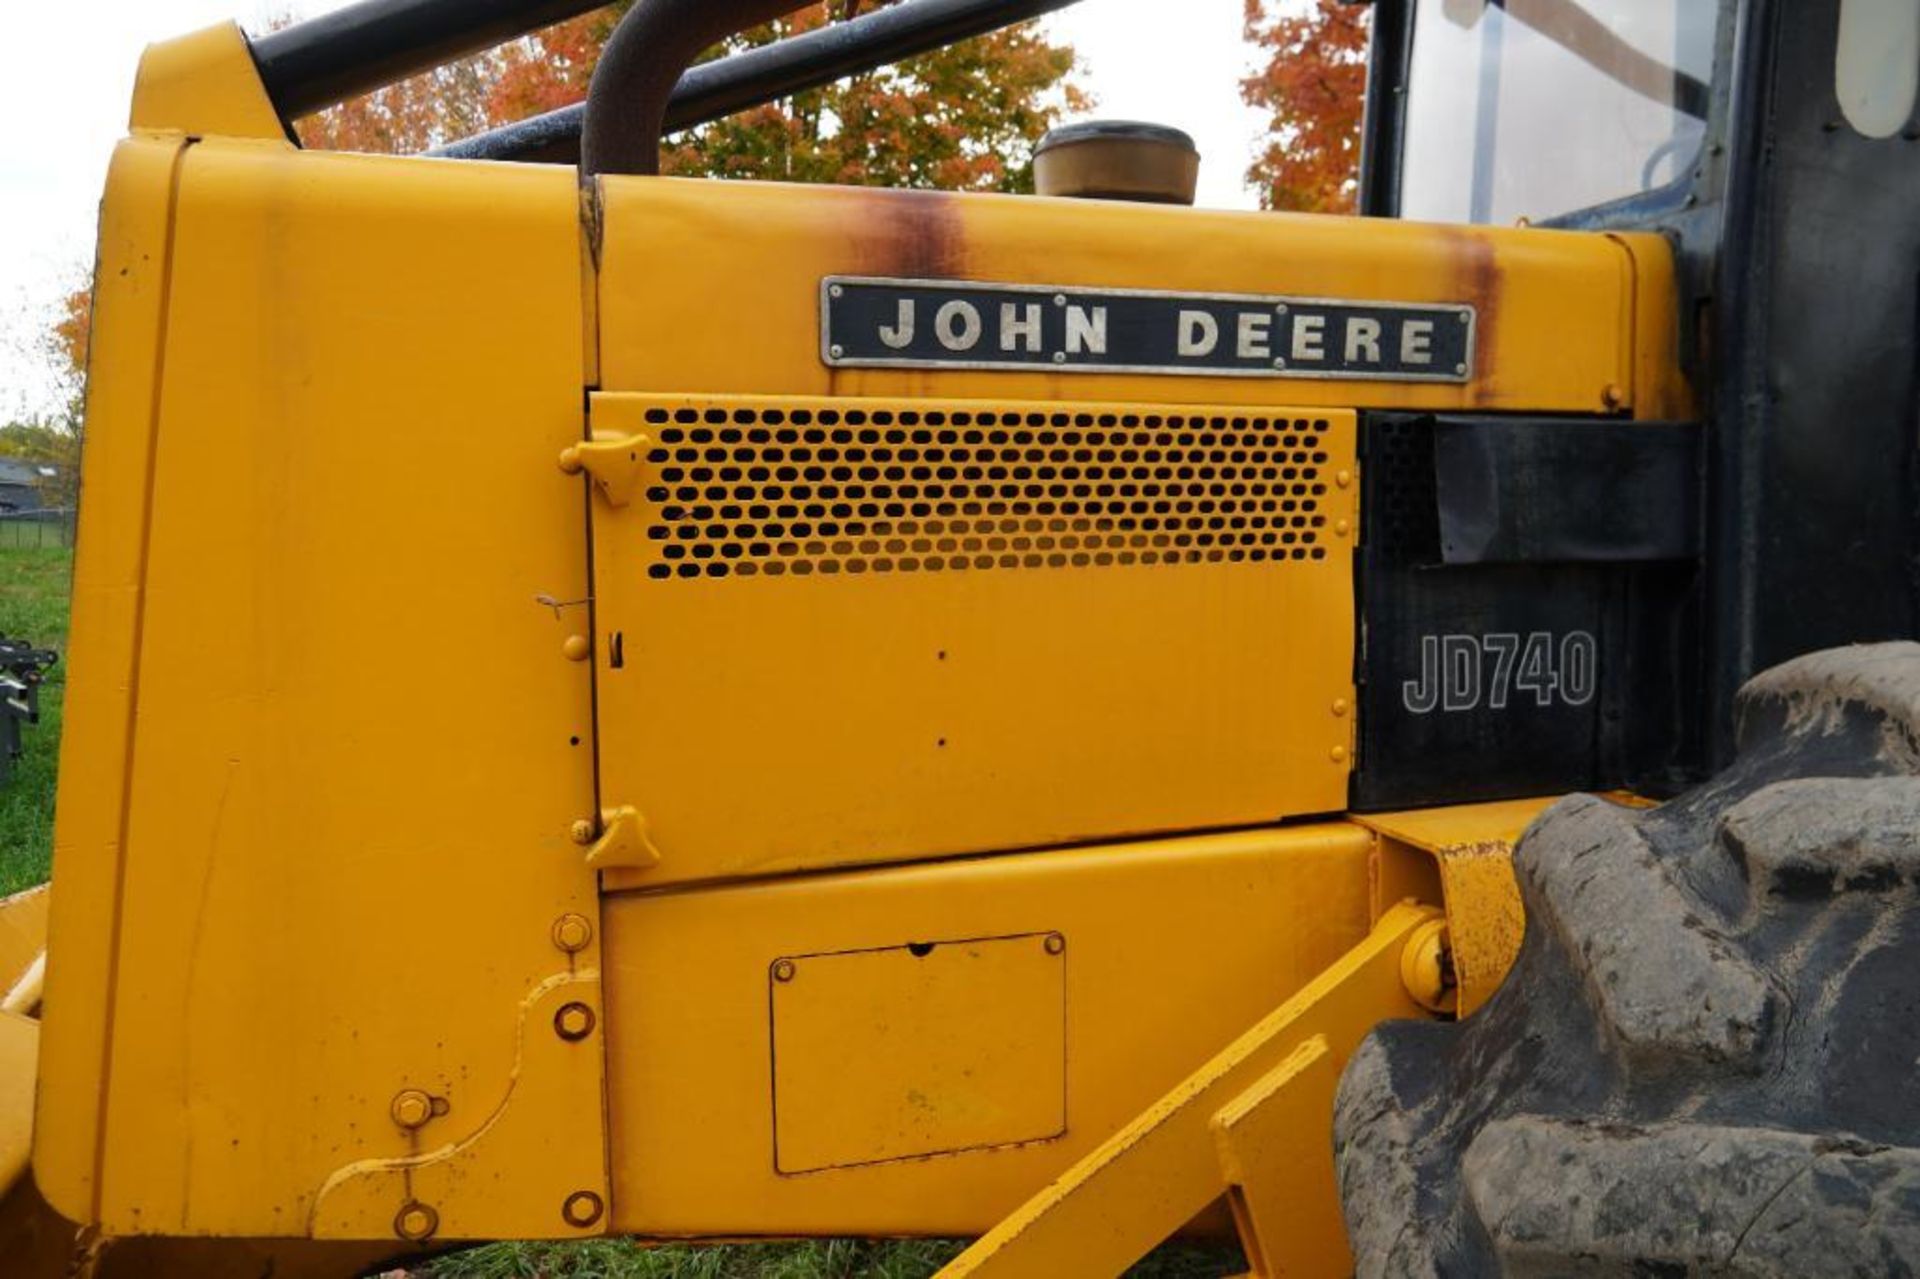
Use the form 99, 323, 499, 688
1335, 643, 1920, 1277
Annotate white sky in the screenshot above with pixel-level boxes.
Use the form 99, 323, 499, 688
0, 0, 1269, 420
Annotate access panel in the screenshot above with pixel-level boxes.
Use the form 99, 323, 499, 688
770, 933, 1067, 1174
585, 393, 1359, 888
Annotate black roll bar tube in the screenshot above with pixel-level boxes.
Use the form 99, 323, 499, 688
579, 0, 820, 177
251, 0, 608, 121
433, 0, 1084, 165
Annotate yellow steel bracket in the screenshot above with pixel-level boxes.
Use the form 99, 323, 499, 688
0, 887, 47, 1016
1211, 1034, 1349, 1277
0, 1011, 35, 1198
1357, 798, 1556, 1017
0, 885, 48, 1196
558, 433, 654, 508
580, 804, 662, 872
937, 901, 1441, 1279
130, 23, 291, 142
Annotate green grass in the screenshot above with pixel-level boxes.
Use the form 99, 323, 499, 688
0, 545, 70, 894
418, 1240, 1242, 1278
0, 518, 72, 552
0, 544, 1245, 1278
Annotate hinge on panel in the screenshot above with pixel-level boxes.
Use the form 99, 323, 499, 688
557, 432, 653, 507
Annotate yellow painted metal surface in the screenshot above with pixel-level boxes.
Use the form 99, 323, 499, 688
589, 392, 1357, 888
35, 134, 188, 1221
129, 24, 290, 142
601, 822, 1379, 1235
1358, 797, 1554, 1017
0, 1174, 417, 1279
596, 178, 1675, 417
0, 887, 48, 997
937, 903, 1438, 1279
34, 139, 606, 1239
309, 971, 609, 1240
1610, 232, 1696, 422
1358, 796, 1554, 851
0, 1011, 36, 1194
1212, 1036, 1348, 1278
771, 934, 1066, 1173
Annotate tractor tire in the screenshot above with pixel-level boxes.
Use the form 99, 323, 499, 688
1334, 642, 1920, 1278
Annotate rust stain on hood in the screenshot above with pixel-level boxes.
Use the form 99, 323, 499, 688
1436, 224, 1504, 407
850, 187, 969, 282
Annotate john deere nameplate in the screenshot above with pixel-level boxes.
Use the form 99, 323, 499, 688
821, 276, 1475, 382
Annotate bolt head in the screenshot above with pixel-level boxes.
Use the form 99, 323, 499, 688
570, 819, 596, 846
1331, 698, 1350, 717
557, 446, 583, 475
1334, 519, 1351, 537
563, 1190, 605, 1228
1052, 352, 1067, 364
1273, 303, 1289, 315
772, 958, 797, 983
1330, 745, 1350, 764
829, 344, 845, 359
552, 913, 594, 953
561, 634, 591, 663
394, 1201, 439, 1241
1043, 933, 1066, 956
390, 1089, 433, 1131
1335, 469, 1353, 489
554, 1001, 597, 1042
1272, 358, 1288, 371
829, 284, 844, 298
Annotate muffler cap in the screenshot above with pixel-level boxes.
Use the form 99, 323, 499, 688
1034, 120, 1200, 206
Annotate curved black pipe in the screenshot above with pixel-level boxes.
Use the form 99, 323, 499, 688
580, 0, 815, 177
252, 0, 606, 121
436, 0, 1081, 164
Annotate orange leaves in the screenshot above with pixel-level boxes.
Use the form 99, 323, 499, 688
1241, 0, 1369, 214
486, 9, 627, 126
293, 64, 487, 153
287, 1, 1082, 195
292, 7, 628, 154
52, 288, 90, 383
660, 5, 1085, 194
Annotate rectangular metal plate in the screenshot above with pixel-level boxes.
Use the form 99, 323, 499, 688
770, 933, 1067, 1174
821, 276, 1475, 382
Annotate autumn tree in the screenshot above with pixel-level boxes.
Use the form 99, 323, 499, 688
293, 56, 502, 153
51, 287, 89, 392
484, 6, 632, 126
1241, 0, 1369, 213
0, 287, 90, 510
658, 4, 1087, 191
296, 1, 1086, 193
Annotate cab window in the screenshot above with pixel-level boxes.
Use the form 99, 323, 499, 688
1398, 0, 1717, 225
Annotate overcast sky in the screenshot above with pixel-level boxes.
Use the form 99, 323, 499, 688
0, 0, 1270, 419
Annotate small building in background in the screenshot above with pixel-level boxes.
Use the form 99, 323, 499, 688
0, 460, 61, 514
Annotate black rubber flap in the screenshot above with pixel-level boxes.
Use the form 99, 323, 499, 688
1434, 418, 1701, 564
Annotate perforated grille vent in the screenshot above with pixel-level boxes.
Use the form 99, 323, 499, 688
637, 404, 1336, 580
1363, 414, 1440, 564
